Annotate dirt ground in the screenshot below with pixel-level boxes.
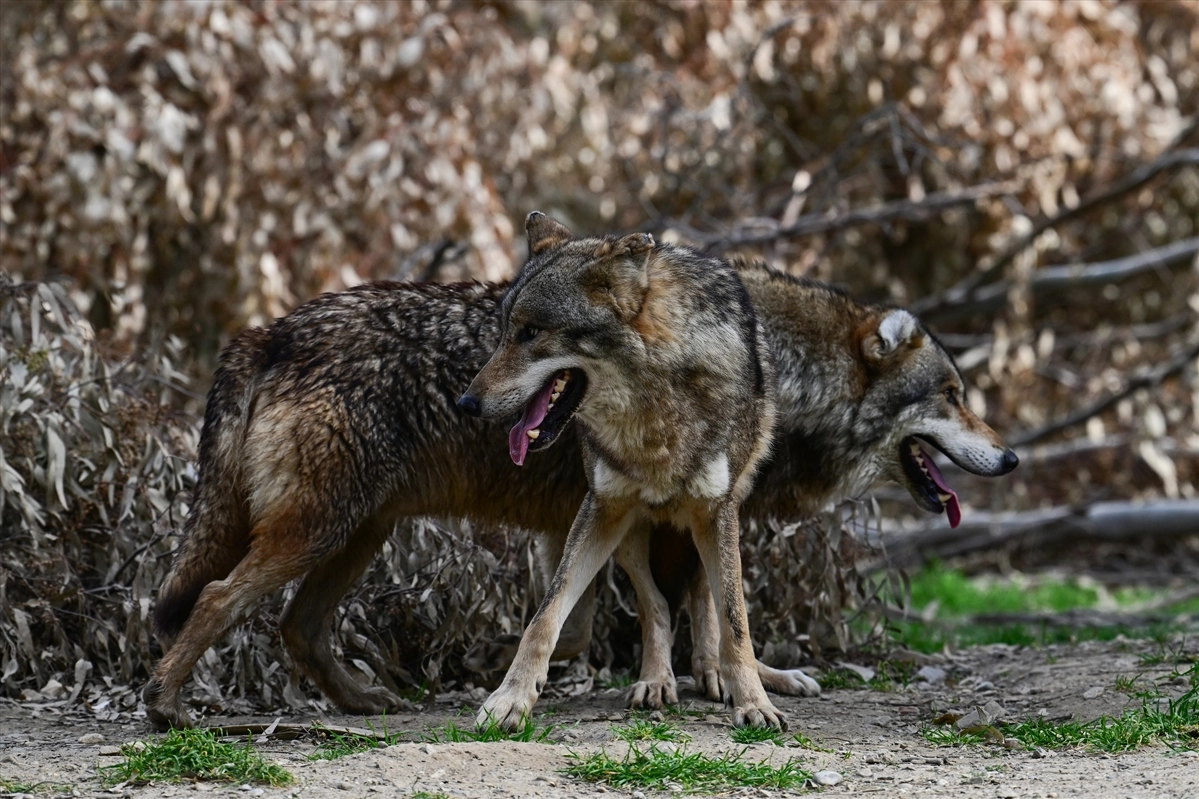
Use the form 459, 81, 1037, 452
2, 638, 1198, 799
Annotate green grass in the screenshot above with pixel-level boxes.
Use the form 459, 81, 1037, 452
817, 660, 918, 692
598, 669, 636, 689
924, 663, 1199, 753
419, 714, 559, 744
564, 744, 812, 792
100, 728, 293, 786
882, 563, 1196, 654
791, 731, 835, 752
0, 778, 75, 795
612, 719, 692, 744
309, 720, 406, 761
729, 725, 786, 745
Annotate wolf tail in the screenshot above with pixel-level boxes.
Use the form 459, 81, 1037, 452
152, 329, 269, 646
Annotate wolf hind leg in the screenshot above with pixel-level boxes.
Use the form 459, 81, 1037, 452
144, 512, 318, 731
280, 517, 402, 715
615, 522, 678, 709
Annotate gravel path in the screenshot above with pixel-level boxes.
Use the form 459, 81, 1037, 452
3, 639, 1197, 798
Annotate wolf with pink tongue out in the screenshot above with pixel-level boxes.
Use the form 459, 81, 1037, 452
460, 212, 786, 730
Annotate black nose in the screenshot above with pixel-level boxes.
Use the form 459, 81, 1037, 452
457, 394, 482, 417
1001, 448, 1019, 473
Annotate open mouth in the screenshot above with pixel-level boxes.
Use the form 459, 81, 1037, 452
508, 368, 587, 466
898, 436, 962, 528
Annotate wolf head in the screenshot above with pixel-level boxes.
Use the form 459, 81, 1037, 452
458, 212, 656, 465
857, 308, 1018, 526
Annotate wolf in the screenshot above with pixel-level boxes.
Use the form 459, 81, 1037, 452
458, 213, 785, 729
144, 217, 1017, 730
545, 257, 1021, 703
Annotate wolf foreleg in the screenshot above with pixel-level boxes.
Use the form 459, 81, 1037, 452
478, 494, 635, 730
615, 523, 678, 708
690, 501, 786, 730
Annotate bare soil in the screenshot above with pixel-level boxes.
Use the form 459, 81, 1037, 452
3, 639, 1197, 798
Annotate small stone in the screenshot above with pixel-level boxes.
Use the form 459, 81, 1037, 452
982, 700, 1007, 723
955, 709, 982, 730
812, 770, 842, 786
917, 666, 947, 685
334, 781, 352, 791
78, 732, 105, 744
420, 743, 435, 755
974, 680, 994, 692
632, 792, 647, 799
856, 768, 873, 778
996, 788, 1018, 799
99, 746, 121, 756
649, 710, 665, 722
40, 679, 66, 699
1083, 686, 1104, 700
238, 785, 252, 792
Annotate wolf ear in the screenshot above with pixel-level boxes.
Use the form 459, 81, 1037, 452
862, 309, 926, 362
526, 211, 573, 255
588, 235, 654, 320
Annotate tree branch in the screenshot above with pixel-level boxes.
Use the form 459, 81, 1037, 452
913, 144, 1199, 318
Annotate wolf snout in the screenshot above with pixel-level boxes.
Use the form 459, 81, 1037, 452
457, 393, 482, 417
1000, 447, 1019, 474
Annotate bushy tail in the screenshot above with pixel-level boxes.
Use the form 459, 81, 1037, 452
152, 330, 269, 645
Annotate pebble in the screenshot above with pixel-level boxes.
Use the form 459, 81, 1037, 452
856, 768, 873, 778
99, 746, 122, 756
812, 770, 843, 786
420, 743, 435, 754
632, 792, 647, 799
78, 733, 105, 744
1083, 686, 1104, 699
997, 788, 1018, 798
334, 781, 352, 791
917, 666, 947, 685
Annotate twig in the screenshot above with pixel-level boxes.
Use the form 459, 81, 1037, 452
926, 236, 1199, 323
1010, 333, 1199, 447
657, 180, 1017, 252
913, 144, 1199, 317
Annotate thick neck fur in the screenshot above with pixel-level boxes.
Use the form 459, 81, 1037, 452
735, 265, 891, 521
576, 249, 765, 498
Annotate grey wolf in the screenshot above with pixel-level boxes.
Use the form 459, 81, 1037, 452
144, 224, 1017, 731
556, 260, 1020, 704
458, 212, 784, 729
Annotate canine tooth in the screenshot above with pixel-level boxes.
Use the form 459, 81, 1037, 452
938, 492, 953, 503
551, 391, 561, 402
526, 429, 540, 440
554, 379, 567, 392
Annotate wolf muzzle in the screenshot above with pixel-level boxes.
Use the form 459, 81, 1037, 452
457, 394, 482, 417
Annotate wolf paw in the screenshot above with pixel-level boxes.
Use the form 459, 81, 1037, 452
767, 668, 821, 698
691, 661, 723, 701
732, 702, 788, 731
627, 679, 678, 709
477, 684, 538, 732
143, 681, 194, 731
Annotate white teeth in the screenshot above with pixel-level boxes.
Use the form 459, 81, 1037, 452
526, 429, 540, 440
554, 379, 567, 392
938, 492, 953, 503
551, 391, 561, 402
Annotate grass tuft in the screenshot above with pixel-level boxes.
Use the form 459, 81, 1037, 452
564, 744, 812, 792
0, 778, 75, 795
100, 728, 293, 786
729, 725, 786, 745
924, 664, 1199, 753
612, 720, 692, 744
309, 720, 406, 761
419, 714, 559, 744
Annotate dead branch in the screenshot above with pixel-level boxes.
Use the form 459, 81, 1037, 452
924, 236, 1199, 323
880, 499, 1199, 567
1010, 333, 1199, 447
913, 142, 1199, 318
658, 180, 1018, 252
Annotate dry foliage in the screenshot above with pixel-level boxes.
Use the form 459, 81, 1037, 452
2, 0, 1198, 716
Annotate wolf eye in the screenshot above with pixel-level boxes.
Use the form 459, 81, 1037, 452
516, 325, 540, 343
944, 388, 959, 406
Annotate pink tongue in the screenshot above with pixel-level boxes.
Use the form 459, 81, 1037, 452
921, 448, 962, 528
508, 376, 558, 466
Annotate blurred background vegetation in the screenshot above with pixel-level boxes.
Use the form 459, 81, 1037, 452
2, 0, 1197, 720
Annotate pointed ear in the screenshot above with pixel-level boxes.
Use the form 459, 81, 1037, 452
587, 240, 654, 321
526, 211, 572, 255
861, 309, 926, 362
